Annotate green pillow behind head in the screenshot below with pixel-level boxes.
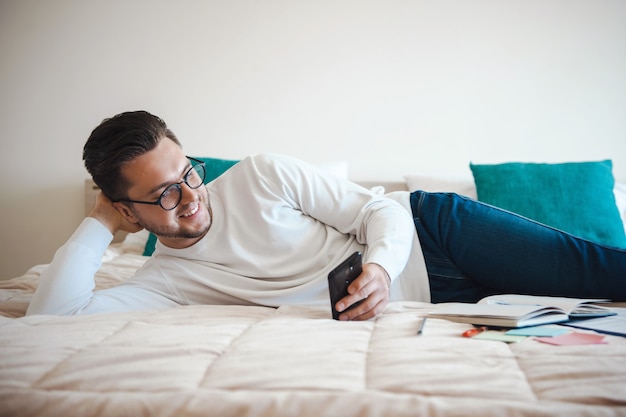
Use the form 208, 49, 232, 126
196, 156, 240, 182
470, 160, 626, 248
142, 156, 239, 256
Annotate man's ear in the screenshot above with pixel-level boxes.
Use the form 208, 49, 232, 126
112, 202, 140, 224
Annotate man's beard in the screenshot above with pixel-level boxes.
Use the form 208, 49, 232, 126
135, 189, 212, 240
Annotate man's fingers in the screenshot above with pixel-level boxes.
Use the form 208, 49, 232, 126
349, 298, 387, 321
337, 292, 385, 321
335, 262, 391, 321
337, 282, 387, 321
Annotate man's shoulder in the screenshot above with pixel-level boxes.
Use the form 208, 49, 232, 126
234, 153, 309, 178
248, 152, 301, 165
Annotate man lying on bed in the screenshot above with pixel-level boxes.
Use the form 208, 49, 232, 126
26, 111, 626, 319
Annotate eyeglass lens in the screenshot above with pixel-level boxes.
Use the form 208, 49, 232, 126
160, 163, 206, 210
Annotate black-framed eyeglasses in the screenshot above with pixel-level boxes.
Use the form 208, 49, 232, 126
115, 157, 206, 211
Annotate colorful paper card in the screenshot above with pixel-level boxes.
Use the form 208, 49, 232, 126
535, 332, 606, 346
506, 325, 569, 337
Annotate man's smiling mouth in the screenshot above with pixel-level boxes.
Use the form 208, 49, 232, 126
180, 203, 199, 218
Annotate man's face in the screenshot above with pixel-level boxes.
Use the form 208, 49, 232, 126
116, 137, 212, 249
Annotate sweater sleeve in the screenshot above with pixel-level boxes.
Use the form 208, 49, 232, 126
27, 218, 179, 315
250, 154, 415, 282
27, 217, 113, 315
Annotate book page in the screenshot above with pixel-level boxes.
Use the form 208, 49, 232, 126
429, 302, 569, 327
479, 294, 610, 315
564, 308, 626, 337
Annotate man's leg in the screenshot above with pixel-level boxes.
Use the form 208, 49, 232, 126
410, 191, 626, 303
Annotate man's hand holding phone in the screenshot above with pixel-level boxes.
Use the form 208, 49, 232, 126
328, 252, 391, 321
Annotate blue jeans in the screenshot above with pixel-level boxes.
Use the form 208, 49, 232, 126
410, 191, 626, 303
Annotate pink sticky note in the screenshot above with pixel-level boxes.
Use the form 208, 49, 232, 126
535, 332, 607, 346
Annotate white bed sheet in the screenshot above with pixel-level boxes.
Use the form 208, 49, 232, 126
2, 301, 626, 417
1, 234, 626, 417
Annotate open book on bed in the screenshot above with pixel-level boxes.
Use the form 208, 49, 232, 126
429, 294, 616, 328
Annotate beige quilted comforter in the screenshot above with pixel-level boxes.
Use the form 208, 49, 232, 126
1, 239, 625, 417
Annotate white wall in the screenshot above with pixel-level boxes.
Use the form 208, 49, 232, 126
1, 0, 625, 279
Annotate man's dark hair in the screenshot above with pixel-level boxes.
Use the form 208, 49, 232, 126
83, 110, 181, 200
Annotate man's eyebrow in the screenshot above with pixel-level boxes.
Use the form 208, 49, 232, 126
144, 161, 193, 197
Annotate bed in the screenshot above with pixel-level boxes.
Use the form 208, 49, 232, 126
2, 162, 626, 417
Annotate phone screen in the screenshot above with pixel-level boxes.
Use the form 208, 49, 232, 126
327, 251, 363, 320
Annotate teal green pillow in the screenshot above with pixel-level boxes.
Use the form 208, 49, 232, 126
470, 160, 626, 248
195, 156, 240, 183
142, 156, 239, 256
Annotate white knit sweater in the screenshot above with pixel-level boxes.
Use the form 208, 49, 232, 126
28, 153, 429, 315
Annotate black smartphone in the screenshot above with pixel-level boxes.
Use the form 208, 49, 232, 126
328, 251, 363, 320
